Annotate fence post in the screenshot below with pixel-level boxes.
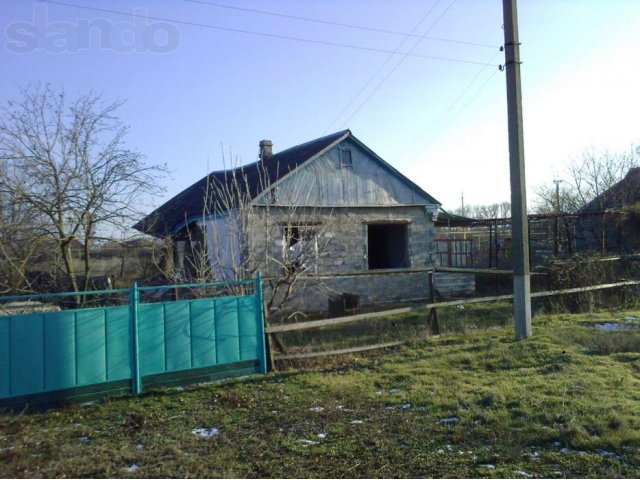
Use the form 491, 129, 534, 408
130, 281, 142, 395
255, 272, 268, 374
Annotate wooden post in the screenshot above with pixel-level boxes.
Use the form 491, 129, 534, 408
428, 271, 435, 302
427, 308, 440, 335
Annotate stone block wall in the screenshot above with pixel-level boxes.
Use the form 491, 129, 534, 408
246, 205, 437, 313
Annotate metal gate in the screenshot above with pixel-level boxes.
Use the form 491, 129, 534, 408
0, 275, 266, 408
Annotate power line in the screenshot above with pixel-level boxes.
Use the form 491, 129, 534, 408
409, 65, 502, 159
325, 0, 446, 133
408, 49, 502, 151
338, 0, 459, 130
38, 0, 499, 67
184, 0, 498, 50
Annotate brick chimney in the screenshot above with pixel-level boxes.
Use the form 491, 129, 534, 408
259, 139, 273, 160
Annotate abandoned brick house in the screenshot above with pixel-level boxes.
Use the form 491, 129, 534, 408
134, 130, 441, 312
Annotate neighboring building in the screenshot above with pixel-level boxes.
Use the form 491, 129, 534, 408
576, 167, 640, 254
134, 130, 441, 313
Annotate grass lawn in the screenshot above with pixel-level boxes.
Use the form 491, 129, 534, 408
2, 308, 640, 478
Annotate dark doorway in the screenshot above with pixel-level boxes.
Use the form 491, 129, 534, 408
367, 224, 409, 269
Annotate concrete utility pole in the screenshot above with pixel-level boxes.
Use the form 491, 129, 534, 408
502, 0, 531, 339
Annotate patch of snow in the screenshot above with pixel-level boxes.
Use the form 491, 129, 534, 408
560, 447, 570, 454
474, 419, 482, 425
592, 322, 637, 331
351, 420, 364, 424
479, 464, 495, 469
526, 451, 540, 461
598, 449, 618, 458
437, 449, 445, 454
389, 388, 399, 394
299, 439, 319, 446
192, 427, 220, 438
127, 464, 139, 473
624, 315, 637, 322
384, 406, 396, 411
309, 407, 324, 412
514, 470, 532, 477
81, 402, 94, 407
551, 441, 561, 447
317, 433, 327, 439
402, 403, 412, 410
375, 390, 383, 395
0, 300, 60, 315
174, 386, 186, 392
437, 417, 459, 425
136, 444, 144, 450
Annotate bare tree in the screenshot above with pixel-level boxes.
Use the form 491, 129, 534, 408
535, 145, 639, 214
454, 201, 510, 219
534, 145, 639, 253
164, 150, 337, 319
0, 84, 168, 295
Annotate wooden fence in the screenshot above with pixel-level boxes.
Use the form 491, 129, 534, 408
265, 278, 640, 365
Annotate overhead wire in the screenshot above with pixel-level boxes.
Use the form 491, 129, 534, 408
325, 0, 447, 133
408, 61, 503, 160
184, 0, 498, 49
336, 0, 460, 131
38, 0, 500, 67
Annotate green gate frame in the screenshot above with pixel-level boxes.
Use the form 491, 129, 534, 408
0, 274, 267, 409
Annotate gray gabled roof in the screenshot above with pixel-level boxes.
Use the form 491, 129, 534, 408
579, 167, 640, 213
134, 130, 440, 237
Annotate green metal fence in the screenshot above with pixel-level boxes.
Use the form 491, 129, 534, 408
0, 274, 267, 408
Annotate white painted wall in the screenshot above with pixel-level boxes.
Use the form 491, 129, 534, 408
202, 210, 242, 281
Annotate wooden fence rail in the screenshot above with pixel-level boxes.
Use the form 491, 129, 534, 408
267, 279, 640, 364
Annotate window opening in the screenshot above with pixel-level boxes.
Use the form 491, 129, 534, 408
340, 149, 353, 168
283, 225, 319, 274
367, 223, 409, 269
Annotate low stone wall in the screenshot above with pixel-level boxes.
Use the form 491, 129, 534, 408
433, 273, 476, 297
264, 270, 432, 315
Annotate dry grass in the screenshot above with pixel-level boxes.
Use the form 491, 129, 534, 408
1, 308, 640, 478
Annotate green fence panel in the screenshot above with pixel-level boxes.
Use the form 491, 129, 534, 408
11, 314, 45, 396
138, 303, 166, 377
43, 311, 76, 391
0, 317, 10, 396
105, 306, 131, 381
238, 295, 260, 361
76, 309, 107, 386
0, 276, 266, 405
190, 299, 217, 368
214, 297, 241, 365
163, 302, 192, 372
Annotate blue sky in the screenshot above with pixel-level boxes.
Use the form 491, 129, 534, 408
2, 0, 639, 215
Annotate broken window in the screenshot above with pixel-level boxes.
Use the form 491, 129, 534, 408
367, 223, 409, 269
283, 225, 319, 274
